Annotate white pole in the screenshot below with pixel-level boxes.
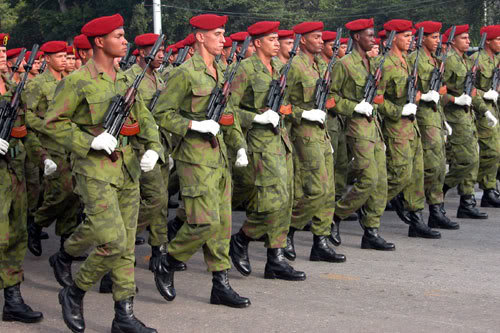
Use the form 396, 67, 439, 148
153, 0, 162, 35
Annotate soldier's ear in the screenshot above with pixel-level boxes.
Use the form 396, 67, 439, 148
94, 36, 106, 49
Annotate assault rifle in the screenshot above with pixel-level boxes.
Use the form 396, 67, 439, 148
429, 26, 456, 93
39, 59, 47, 74
435, 35, 444, 58
103, 34, 165, 162
173, 47, 189, 67
158, 48, 173, 73
9, 48, 26, 80
464, 33, 487, 97
119, 44, 132, 70
346, 37, 353, 55
314, 27, 342, 129
265, 33, 301, 134
406, 27, 424, 121
204, 36, 251, 148
492, 63, 500, 93
226, 41, 238, 65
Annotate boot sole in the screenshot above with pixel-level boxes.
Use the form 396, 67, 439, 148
428, 223, 460, 230
2, 313, 43, 323
456, 212, 488, 219
309, 256, 346, 263
361, 243, 396, 251
210, 296, 251, 308
264, 271, 307, 281
49, 255, 73, 288
58, 291, 84, 333
408, 230, 441, 239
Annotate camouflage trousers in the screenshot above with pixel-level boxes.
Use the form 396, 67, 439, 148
386, 135, 425, 212
167, 161, 232, 272
34, 151, 79, 237
444, 122, 479, 196
336, 136, 387, 228
328, 117, 349, 198
476, 120, 500, 190
240, 149, 293, 249
420, 125, 447, 205
0, 159, 28, 289
291, 135, 335, 236
137, 160, 168, 247
65, 172, 139, 302
24, 157, 41, 218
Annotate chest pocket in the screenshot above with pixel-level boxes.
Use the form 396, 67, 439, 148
252, 82, 270, 110
454, 65, 468, 91
351, 72, 367, 101
393, 74, 408, 100
301, 79, 317, 104
85, 92, 115, 126
191, 86, 212, 115
478, 67, 493, 90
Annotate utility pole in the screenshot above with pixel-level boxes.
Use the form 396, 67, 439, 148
153, 0, 162, 35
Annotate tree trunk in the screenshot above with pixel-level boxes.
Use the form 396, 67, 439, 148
58, 0, 67, 13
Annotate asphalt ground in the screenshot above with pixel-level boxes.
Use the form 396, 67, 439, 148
1, 188, 500, 333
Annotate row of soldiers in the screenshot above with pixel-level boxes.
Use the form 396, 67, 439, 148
0, 11, 499, 333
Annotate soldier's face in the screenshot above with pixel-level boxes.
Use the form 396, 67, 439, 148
486, 37, 500, 53
16, 59, 27, 73
46, 52, 67, 72
279, 38, 294, 60
99, 28, 128, 58
31, 59, 41, 74
394, 31, 412, 52
452, 33, 470, 53
255, 33, 280, 58
0, 47, 6, 72
322, 41, 334, 58
338, 44, 347, 58
367, 44, 379, 57
78, 49, 93, 64
141, 45, 164, 69
303, 31, 323, 54
357, 29, 375, 52
198, 28, 225, 56
423, 32, 440, 53
66, 54, 76, 72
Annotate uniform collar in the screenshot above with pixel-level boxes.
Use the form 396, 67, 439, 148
191, 51, 222, 82
86, 58, 126, 83
249, 53, 281, 76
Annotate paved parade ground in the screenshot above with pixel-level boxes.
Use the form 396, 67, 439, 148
1, 189, 499, 333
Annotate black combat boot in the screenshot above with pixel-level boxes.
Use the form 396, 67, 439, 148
27, 221, 43, 256
28, 216, 48, 240
153, 253, 176, 302
59, 284, 85, 333
60, 234, 87, 262
442, 183, 451, 198
99, 272, 113, 294
111, 298, 157, 333
2, 284, 43, 323
150, 245, 186, 272
229, 229, 252, 276
407, 211, 441, 239
167, 216, 183, 242
361, 228, 396, 251
390, 192, 411, 224
480, 189, 500, 208
428, 204, 459, 229
264, 248, 306, 281
344, 213, 358, 221
168, 195, 179, 209
329, 215, 342, 246
210, 270, 251, 308
310, 235, 346, 263
135, 236, 146, 246
457, 195, 488, 219
283, 227, 297, 261
49, 249, 74, 287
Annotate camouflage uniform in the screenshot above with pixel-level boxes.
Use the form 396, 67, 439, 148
125, 63, 168, 247
43, 59, 162, 301
1, 76, 49, 289
331, 49, 387, 228
377, 51, 425, 212
23, 70, 79, 237
154, 52, 246, 271
287, 52, 335, 236
226, 54, 293, 248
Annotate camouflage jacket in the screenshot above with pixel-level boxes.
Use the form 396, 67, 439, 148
409, 48, 445, 129
330, 49, 383, 142
43, 58, 162, 185
154, 52, 246, 169
376, 50, 419, 140
23, 69, 66, 154
442, 47, 488, 125
227, 53, 292, 155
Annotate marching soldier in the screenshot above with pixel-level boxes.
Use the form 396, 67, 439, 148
283, 21, 346, 263
153, 14, 251, 308
44, 14, 161, 332
25, 51, 43, 79
64, 45, 76, 76
227, 21, 306, 281
219, 36, 233, 70
73, 34, 93, 65
277, 30, 295, 65
330, 18, 395, 250
230, 31, 256, 59
6, 48, 26, 84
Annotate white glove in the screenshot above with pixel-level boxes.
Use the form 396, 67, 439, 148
253, 110, 280, 128
168, 155, 174, 171
483, 89, 499, 103
402, 103, 417, 116
0, 138, 8, 155
140, 150, 159, 172
44, 159, 57, 176
353, 99, 373, 117
234, 148, 248, 168
444, 121, 453, 136
453, 94, 472, 106
485, 110, 498, 128
302, 109, 326, 124
190, 120, 220, 136
420, 90, 440, 104
91, 132, 117, 155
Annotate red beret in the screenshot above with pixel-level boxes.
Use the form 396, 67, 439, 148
183, 33, 196, 47
345, 18, 374, 31
67, 46, 76, 55
0, 33, 9, 47
374, 38, 381, 45
132, 49, 139, 56
411, 28, 417, 35
293, 22, 324, 35
223, 37, 233, 48
75, 51, 80, 60
322, 31, 337, 42
278, 30, 294, 39
378, 30, 387, 39
441, 34, 448, 43
480, 25, 500, 40
190, 14, 227, 30
445, 24, 468, 38
81, 14, 124, 37
25, 51, 44, 62
40, 41, 67, 54
135, 33, 160, 47
173, 41, 185, 50
247, 21, 280, 36
384, 19, 413, 33
415, 21, 442, 34
7, 48, 23, 59
230, 32, 249, 42
73, 34, 91, 50
166, 44, 178, 53
340, 38, 349, 45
